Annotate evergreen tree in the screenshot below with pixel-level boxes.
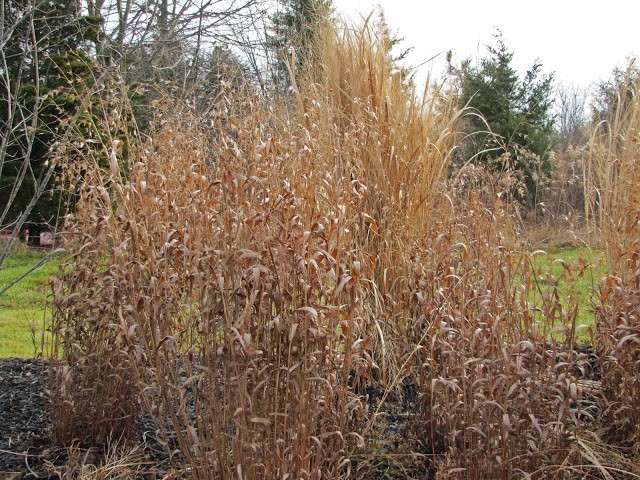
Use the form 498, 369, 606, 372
591, 61, 639, 126
267, 0, 333, 92
458, 31, 555, 207
374, 9, 413, 87
0, 0, 101, 238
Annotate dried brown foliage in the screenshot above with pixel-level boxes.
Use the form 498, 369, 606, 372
597, 242, 640, 448
50, 86, 374, 477
391, 198, 591, 479
45, 18, 640, 480
591, 66, 640, 454
300, 17, 461, 382
585, 66, 640, 268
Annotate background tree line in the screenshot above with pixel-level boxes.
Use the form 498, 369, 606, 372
0, 0, 635, 262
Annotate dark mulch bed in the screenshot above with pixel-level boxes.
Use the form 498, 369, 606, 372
0, 352, 609, 479
0, 359, 406, 479
0, 357, 436, 479
0, 358, 52, 479
0, 358, 172, 479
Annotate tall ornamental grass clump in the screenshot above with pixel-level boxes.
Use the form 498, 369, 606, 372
50, 87, 373, 478
291, 17, 461, 380
393, 194, 594, 479
45, 14, 640, 480
590, 67, 640, 448
48, 85, 143, 447
584, 66, 640, 269
309, 17, 460, 279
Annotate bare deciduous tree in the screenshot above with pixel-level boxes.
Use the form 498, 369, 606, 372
0, 0, 270, 278
556, 82, 588, 152
87, 0, 267, 88
0, 0, 91, 273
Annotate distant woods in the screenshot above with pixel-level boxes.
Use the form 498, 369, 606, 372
0, 0, 329, 263
0, 0, 637, 262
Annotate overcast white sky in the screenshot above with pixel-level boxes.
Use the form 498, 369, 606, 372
332, 0, 640, 91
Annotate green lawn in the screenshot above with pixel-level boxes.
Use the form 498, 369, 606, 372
0, 245, 59, 358
0, 243, 606, 357
526, 246, 605, 340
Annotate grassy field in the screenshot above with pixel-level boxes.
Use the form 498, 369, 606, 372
0, 245, 59, 358
0, 243, 604, 358
527, 245, 605, 340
